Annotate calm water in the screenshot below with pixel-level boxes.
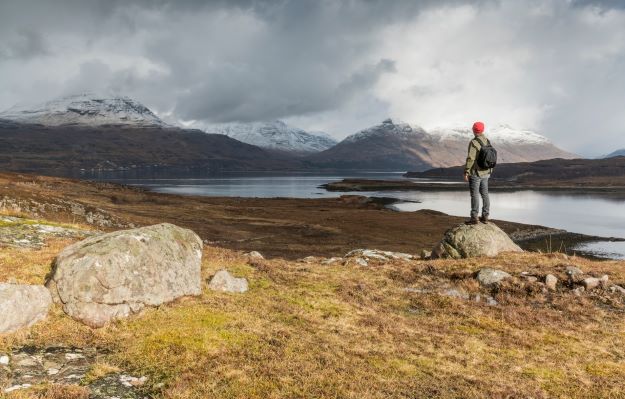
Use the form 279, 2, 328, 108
102, 173, 625, 260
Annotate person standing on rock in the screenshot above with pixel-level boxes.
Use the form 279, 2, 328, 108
464, 121, 496, 225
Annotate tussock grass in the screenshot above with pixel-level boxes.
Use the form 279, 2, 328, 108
2, 235, 625, 398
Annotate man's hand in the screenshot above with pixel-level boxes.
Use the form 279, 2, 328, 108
464, 173, 469, 182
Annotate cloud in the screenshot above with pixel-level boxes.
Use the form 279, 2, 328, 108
0, 0, 624, 155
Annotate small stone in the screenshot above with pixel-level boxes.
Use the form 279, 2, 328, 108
246, 251, 264, 260
486, 296, 498, 306
520, 274, 538, 283
321, 257, 342, 265
565, 266, 583, 276
299, 256, 316, 263
476, 268, 511, 286
420, 250, 432, 260
65, 353, 85, 361
599, 275, 610, 288
573, 286, 585, 296
4, 384, 32, 393
47, 368, 59, 375
583, 277, 600, 291
355, 258, 368, 267
439, 288, 470, 300
0, 355, 8, 365
208, 270, 249, 293
545, 274, 558, 291
609, 285, 625, 295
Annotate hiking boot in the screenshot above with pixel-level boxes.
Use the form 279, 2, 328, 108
480, 214, 489, 224
465, 217, 479, 225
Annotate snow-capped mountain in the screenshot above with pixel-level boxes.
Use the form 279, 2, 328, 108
0, 93, 167, 127
306, 119, 576, 171
203, 120, 337, 154
604, 149, 625, 158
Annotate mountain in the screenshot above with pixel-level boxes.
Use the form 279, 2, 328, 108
204, 120, 337, 154
405, 157, 625, 187
0, 95, 300, 174
0, 93, 167, 128
604, 149, 625, 158
305, 119, 577, 171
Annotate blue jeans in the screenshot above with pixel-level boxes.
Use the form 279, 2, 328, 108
469, 174, 490, 219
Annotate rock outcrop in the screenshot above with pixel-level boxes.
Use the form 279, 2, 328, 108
431, 223, 523, 259
46, 223, 203, 328
0, 284, 52, 334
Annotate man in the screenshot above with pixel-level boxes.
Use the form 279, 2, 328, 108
464, 121, 492, 225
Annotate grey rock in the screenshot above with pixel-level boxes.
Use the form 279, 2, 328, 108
354, 257, 369, 267
545, 274, 558, 291
573, 286, 585, 296
299, 256, 317, 263
431, 223, 522, 259
246, 251, 264, 260
485, 296, 499, 306
0, 283, 52, 333
0, 355, 8, 365
208, 270, 249, 293
566, 265, 583, 276
345, 249, 414, 261
46, 223, 203, 328
583, 277, 601, 291
321, 257, 342, 265
439, 288, 470, 300
599, 275, 610, 288
609, 285, 625, 295
420, 250, 432, 260
476, 268, 511, 286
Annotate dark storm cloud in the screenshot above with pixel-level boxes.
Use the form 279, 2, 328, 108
1, 0, 625, 155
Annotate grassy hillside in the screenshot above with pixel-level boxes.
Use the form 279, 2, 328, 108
1, 216, 625, 398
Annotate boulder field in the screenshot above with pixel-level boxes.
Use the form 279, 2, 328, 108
46, 223, 203, 328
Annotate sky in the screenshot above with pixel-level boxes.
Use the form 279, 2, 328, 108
0, 0, 624, 156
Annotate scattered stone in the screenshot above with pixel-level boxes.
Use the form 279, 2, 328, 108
573, 287, 585, 296
583, 277, 601, 291
476, 268, 511, 286
440, 288, 470, 300
599, 275, 610, 288
485, 296, 498, 306
208, 270, 249, 293
4, 383, 32, 393
520, 273, 538, 283
609, 285, 625, 295
354, 258, 369, 267
119, 374, 148, 387
565, 266, 583, 277
299, 256, 317, 263
0, 347, 145, 398
0, 215, 95, 249
246, 251, 264, 260
0, 283, 52, 333
0, 355, 9, 365
420, 250, 432, 260
321, 257, 342, 265
430, 223, 522, 259
345, 249, 414, 261
545, 274, 558, 291
46, 223, 203, 328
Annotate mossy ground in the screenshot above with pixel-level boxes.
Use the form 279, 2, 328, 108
2, 216, 625, 398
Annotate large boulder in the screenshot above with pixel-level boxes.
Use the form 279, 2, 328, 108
46, 223, 202, 328
0, 284, 52, 334
431, 223, 522, 259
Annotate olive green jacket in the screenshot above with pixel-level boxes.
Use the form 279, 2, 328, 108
464, 135, 493, 177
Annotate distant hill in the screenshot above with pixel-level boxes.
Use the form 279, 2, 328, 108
406, 157, 625, 186
604, 149, 625, 158
305, 119, 577, 171
204, 120, 337, 155
0, 94, 301, 174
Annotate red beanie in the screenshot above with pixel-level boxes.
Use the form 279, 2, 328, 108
472, 121, 484, 134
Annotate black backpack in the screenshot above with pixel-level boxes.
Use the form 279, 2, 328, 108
475, 137, 497, 169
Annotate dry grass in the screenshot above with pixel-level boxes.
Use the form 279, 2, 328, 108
2, 232, 625, 398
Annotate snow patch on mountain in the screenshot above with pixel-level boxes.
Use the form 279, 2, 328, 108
203, 120, 337, 153
0, 93, 167, 127
342, 118, 426, 143
428, 124, 551, 145
604, 149, 625, 158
